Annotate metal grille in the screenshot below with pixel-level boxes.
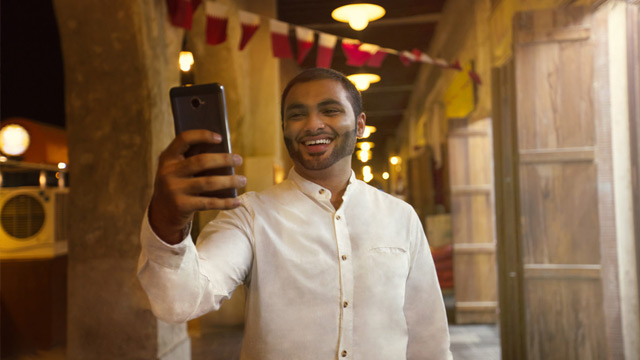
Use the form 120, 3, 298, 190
1, 194, 46, 239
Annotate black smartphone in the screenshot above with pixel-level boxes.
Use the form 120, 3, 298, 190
170, 83, 236, 198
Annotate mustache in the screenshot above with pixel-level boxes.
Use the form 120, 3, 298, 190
295, 128, 338, 142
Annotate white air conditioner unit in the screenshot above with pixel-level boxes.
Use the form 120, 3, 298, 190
0, 187, 69, 259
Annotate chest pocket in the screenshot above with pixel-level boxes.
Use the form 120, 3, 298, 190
366, 246, 410, 284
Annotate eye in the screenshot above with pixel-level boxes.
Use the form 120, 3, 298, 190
322, 108, 342, 116
286, 112, 304, 120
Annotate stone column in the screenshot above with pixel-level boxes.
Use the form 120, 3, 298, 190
53, 0, 188, 358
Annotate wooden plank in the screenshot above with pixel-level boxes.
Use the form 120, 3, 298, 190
519, 147, 595, 163
492, 61, 527, 359
515, 26, 590, 44
523, 264, 601, 279
524, 278, 607, 359
450, 184, 492, 195
519, 163, 600, 264
454, 243, 496, 253
448, 129, 490, 137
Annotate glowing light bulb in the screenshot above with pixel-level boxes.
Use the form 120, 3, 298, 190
362, 126, 376, 138
58, 162, 67, 170
0, 124, 30, 156
179, 51, 194, 72
348, 14, 369, 31
390, 156, 400, 165
359, 142, 372, 151
358, 150, 370, 163
382, 172, 390, 180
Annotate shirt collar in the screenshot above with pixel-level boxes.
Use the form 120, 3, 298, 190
287, 167, 356, 203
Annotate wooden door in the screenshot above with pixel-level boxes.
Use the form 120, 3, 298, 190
513, 6, 608, 359
448, 117, 498, 324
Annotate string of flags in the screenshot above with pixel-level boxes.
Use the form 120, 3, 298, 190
166, 0, 482, 85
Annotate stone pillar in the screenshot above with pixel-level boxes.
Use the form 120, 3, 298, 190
53, 0, 188, 358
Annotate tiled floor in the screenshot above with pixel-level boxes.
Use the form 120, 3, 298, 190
191, 323, 501, 360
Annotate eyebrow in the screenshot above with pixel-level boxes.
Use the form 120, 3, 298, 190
285, 98, 344, 113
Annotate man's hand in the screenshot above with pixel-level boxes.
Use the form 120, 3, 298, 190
148, 130, 246, 245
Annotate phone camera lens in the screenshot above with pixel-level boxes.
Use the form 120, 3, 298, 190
191, 97, 201, 109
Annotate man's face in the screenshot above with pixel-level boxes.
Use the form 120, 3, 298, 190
282, 79, 365, 172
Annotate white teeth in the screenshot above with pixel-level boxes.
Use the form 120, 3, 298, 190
305, 139, 331, 146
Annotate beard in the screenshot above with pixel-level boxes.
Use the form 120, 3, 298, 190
284, 127, 357, 171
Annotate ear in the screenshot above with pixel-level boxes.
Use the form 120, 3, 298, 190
356, 112, 366, 138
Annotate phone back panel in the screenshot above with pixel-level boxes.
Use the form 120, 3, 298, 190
170, 83, 236, 198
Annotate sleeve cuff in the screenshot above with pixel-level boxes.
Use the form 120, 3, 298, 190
140, 208, 195, 270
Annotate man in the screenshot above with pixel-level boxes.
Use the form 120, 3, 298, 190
138, 68, 452, 359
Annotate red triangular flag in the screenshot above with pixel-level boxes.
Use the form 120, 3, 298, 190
449, 60, 462, 70
399, 51, 416, 66
365, 49, 389, 68
238, 10, 260, 50
270, 19, 292, 59
468, 70, 482, 85
167, 0, 194, 29
412, 48, 422, 60
316, 32, 337, 68
341, 39, 378, 67
295, 27, 314, 64
205, 2, 229, 46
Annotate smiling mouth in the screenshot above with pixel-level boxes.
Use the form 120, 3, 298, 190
304, 138, 332, 146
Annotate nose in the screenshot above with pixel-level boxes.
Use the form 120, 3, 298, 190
303, 111, 326, 133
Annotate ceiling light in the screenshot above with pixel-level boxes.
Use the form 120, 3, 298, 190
358, 141, 374, 151
331, 3, 386, 31
382, 172, 389, 180
0, 124, 30, 156
179, 51, 194, 72
347, 73, 381, 91
362, 126, 376, 138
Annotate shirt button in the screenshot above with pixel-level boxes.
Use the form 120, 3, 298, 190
342, 350, 348, 357
343, 301, 348, 308
341, 255, 348, 261
319, 189, 325, 194
336, 215, 341, 220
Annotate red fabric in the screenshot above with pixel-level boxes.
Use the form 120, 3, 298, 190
296, 39, 313, 64
317, 45, 334, 68
468, 70, 482, 85
399, 52, 414, 66
316, 33, 337, 68
239, 24, 259, 50
167, 0, 194, 29
341, 41, 374, 67
206, 16, 228, 45
449, 60, 462, 70
430, 244, 453, 262
271, 32, 293, 59
365, 50, 388, 68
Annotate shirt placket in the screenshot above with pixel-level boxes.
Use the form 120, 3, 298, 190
334, 209, 353, 358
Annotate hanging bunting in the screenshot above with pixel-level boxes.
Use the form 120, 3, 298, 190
205, 2, 229, 46
341, 39, 378, 66
165, 7, 482, 85
270, 19, 293, 59
238, 10, 260, 50
316, 32, 338, 68
366, 48, 390, 68
295, 27, 315, 64
399, 51, 416, 66
468, 70, 482, 85
167, 0, 201, 29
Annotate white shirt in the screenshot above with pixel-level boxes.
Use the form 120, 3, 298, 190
138, 169, 452, 360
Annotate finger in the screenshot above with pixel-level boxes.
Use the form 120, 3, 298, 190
185, 175, 247, 194
175, 153, 243, 177
189, 195, 243, 212
164, 130, 223, 158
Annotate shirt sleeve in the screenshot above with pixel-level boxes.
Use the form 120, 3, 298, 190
137, 199, 254, 324
404, 210, 453, 360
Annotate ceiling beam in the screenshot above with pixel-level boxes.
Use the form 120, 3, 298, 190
305, 13, 441, 30
365, 84, 414, 93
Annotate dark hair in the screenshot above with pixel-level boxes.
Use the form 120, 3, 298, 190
280, 68, 363, 123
